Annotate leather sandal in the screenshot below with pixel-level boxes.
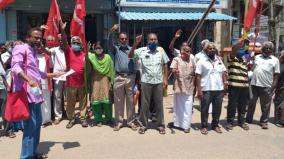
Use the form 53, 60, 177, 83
157, 127, 166, 135
138, 127, 146, 134
200, 128, 208, 135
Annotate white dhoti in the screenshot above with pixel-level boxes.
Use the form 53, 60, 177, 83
173, 94, 193, 129
41, 90, 52, 124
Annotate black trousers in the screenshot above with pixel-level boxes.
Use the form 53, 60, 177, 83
139, 82, 164, 128
227, 86, 249, 124
201, 91, 223, 128
246, 85, 272, 124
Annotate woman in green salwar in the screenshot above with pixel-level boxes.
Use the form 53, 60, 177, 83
85, 42, 114, 126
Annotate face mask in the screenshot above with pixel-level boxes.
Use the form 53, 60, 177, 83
119, 44, 128, 50
236, 49, 247, 60
30, 41, 41, 48
244, 45, 249, 51
30, 86, 42, 96
148, 42, 157, 51
71, 44, 81, 52
46, 41, 56, 48
207, 53, 215, 60
95, 49, 103, 55
8, 48, 13, 54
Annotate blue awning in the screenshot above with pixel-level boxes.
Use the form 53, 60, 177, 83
118, 12, 237, 21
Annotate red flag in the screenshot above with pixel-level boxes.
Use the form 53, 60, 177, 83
70, 0, 86, 47
0, 0, 15, 10
44, 0, 61, 40
244, 0, 261, 32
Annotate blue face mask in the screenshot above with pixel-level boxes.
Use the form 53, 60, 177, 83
30, 87, 42, 96
71, 44, 81, 52
236, 49, 247, 60
8, 48, 13, 54
148, 42, 157, 51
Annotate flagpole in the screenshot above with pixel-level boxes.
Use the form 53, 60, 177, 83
252, 0, 263, 53
186, 0, 216, 45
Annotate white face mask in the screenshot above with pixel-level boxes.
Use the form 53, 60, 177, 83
30, 87, 42, 96
95, 48, 103, 55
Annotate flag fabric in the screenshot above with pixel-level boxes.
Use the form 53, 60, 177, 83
243, 0, 261, 32
44, 0, 61, 40
70, 0, 86, 47
0, 0, 15, 10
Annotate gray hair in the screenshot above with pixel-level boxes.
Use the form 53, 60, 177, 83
262, 41, 274, 50
203, 42, 215, 50
201, 39, 210, 47
46, 35, 55, 41
71, 36, 82, 44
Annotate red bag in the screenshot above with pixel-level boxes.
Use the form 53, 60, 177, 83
4, 51, 30, 122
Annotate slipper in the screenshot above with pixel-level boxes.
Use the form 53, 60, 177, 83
138, 127, 146, 134
200, 128, 208, 135
157, 127, 166, 135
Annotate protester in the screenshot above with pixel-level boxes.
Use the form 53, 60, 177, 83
37, 43, 53, 127
246, 41, 280, 129
85, 42, 114, 127
196, 42, 227, 135
170, 45, 195, 133
194, 39, 210, 64
60, 21, 88, 129
169, 29, 195, 61
49, 34, 66, 125
11, 27, 62, 159
109, 24, 137, 131
226, 39, 250, 131
273, 50, 284, 127
129, 33, 169, 134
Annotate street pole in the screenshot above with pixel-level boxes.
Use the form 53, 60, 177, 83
187, 0, 217, 45
117, 0, 121, 32
268, 0, 276, 41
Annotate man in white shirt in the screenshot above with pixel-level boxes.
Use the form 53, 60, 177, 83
196, 42, 227, 135
49, 34, 66, 125
246, 41, 280, 129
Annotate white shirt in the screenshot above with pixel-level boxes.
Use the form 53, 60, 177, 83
195, 55, 227, 91
37, 53, 49, 90
194, 50, 207, 64
173, 48, 195, 63
0, 62, 6, 90
50, 47, 66, 80
1, 52, 11, 64
251, 54, 280, 87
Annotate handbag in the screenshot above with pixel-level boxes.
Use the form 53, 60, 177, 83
4, 51, 30, 122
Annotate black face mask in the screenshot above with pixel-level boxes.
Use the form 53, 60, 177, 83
207, 53, 215, 60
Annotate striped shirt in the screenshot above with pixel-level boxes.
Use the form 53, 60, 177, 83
228, 57, 249, 87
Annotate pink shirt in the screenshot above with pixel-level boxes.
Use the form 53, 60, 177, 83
11, 44, 46, 104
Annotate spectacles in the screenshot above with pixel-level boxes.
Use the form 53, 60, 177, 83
120, 38, 127, 40
95, 48, 103, 50
264, 47, 273, 50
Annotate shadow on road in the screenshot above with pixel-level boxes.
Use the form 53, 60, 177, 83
38, 141, 80, 154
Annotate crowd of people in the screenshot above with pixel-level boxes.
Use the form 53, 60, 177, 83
0, 22, 283, 159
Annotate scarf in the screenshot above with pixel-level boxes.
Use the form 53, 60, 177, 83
85, 53, 114, 92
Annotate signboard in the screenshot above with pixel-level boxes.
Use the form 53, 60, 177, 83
120, 0, 227, 8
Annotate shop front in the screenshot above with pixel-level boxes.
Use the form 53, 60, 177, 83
117, 0, 236, 55
0, 0, 115, 45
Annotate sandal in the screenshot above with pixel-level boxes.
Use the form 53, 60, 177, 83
157, 127, 166, 135
138, 127, 146, 134
128, 123, 138, 131
200, 128, 208, 135
34, 153, 48, 159
213, 126, 223, 133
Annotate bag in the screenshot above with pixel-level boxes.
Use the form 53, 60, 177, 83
4, 87, 30, 122
4, 51, 30, 122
